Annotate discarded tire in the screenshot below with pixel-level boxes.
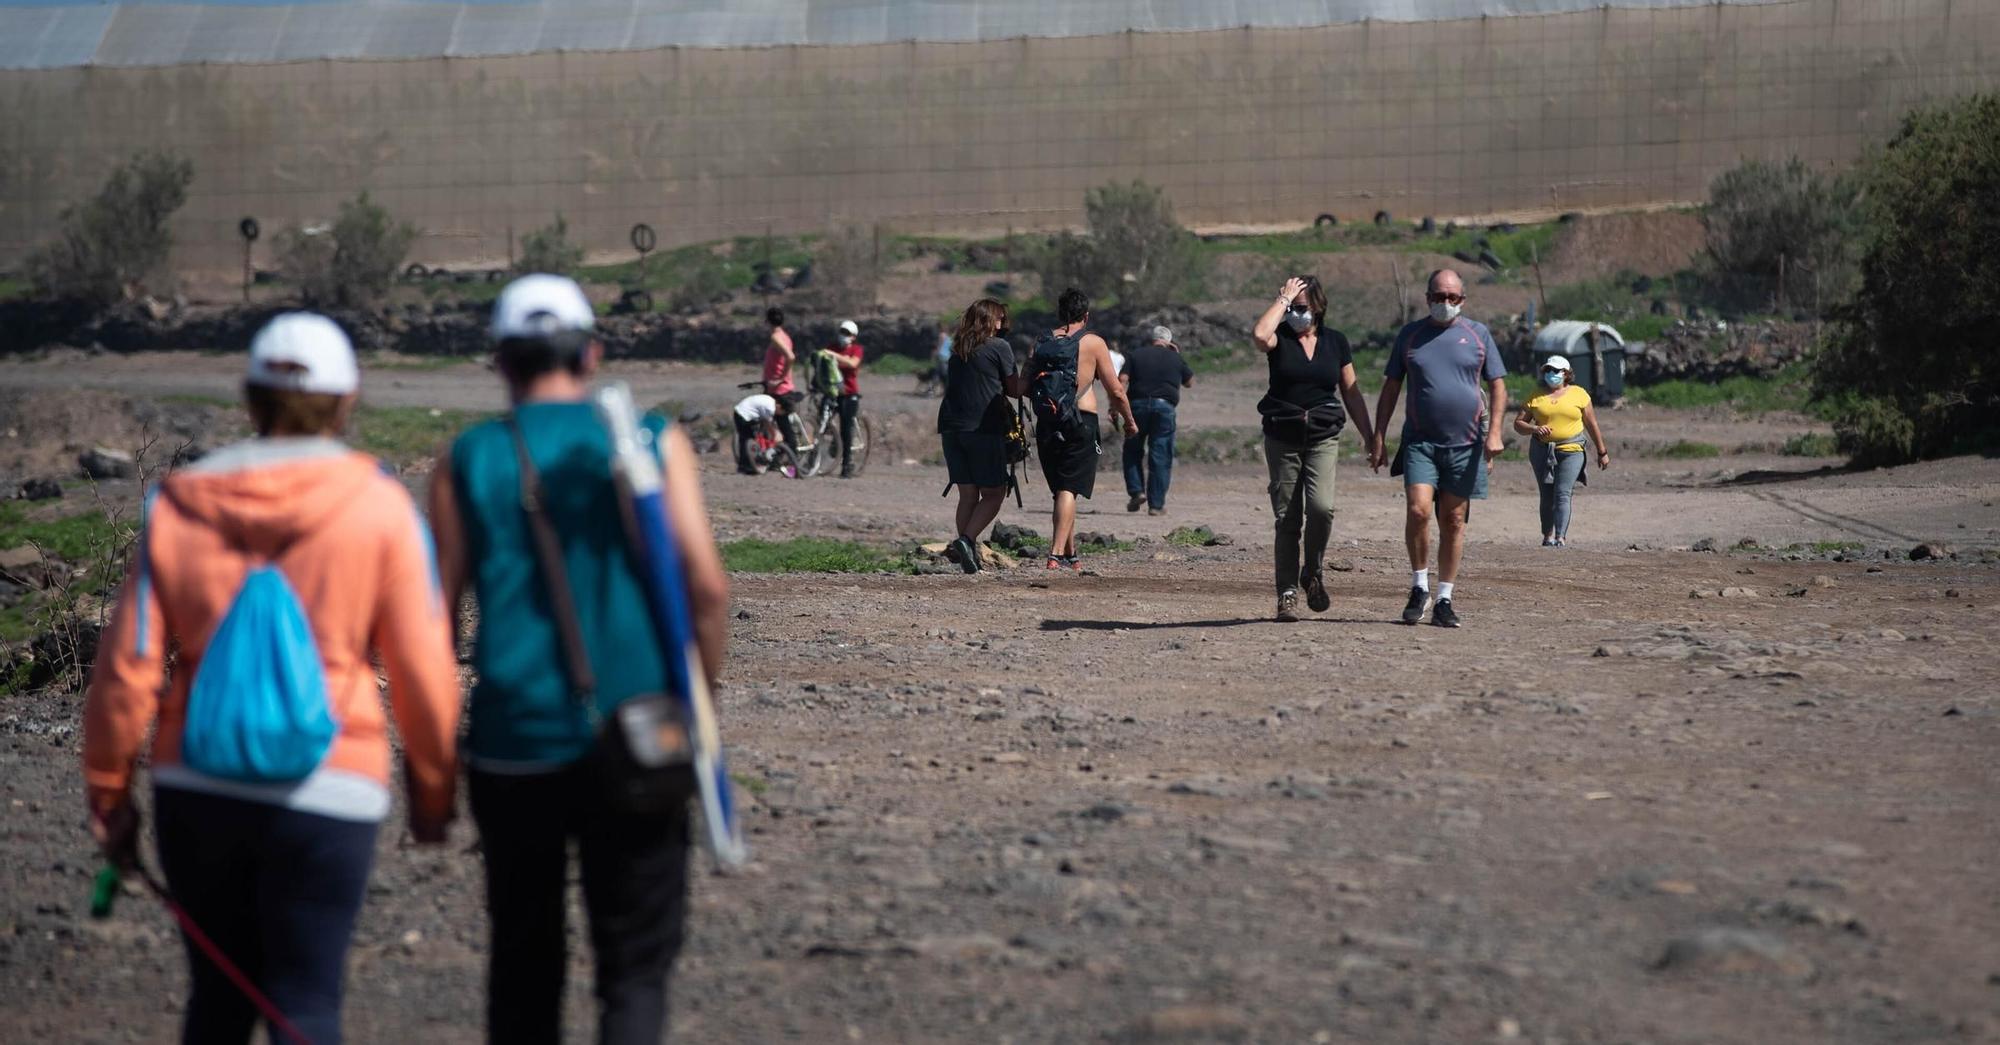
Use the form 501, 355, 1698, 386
1558, 211, 1582, 224
238, 217, 260, 242
485, 269, 506, 283
404, 263, 430, 281
618, 289, 654, 315
1418, 216, 1436, 234
1313, 213, 1338, 228
1478, 249, 1504, 270
1373, 210, 1393, 227
1451, 250, 1478, 265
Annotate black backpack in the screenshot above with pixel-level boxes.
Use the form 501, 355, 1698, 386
1028, 329, 1084, 438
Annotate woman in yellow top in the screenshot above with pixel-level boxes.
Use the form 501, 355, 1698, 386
1514, 354, 1610, 547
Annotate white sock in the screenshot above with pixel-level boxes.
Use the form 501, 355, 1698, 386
1412, 569, 1429, 591
1437, 581, 1455, 602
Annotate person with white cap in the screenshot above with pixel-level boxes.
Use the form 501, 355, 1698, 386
810, 318, 866, 478
1514, 353, 1611, 546
426, 274, 730, 1044
83, 312, 463, 1043
1119, 324, 1195, 516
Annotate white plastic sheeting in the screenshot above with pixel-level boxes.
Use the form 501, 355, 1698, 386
0, 0, 1794, 70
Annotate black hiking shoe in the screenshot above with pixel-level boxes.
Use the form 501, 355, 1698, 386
1304, 571, 1330, 613
1275, 590, 1300, 623
1430, 598, 1461, 628
1126, 494, 1144, 513
950, 536, 981, 574
1400, 586, 1431, 625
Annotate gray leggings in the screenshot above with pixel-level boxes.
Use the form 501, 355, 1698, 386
1530, 442, 1586, 538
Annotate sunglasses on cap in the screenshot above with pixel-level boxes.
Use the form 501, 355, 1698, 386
1541, 365, 1567, 375
1425, 291, 1465, 305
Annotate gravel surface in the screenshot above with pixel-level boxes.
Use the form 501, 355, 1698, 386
2, 354, 1996, 1044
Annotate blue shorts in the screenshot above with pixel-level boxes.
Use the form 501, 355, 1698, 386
940, 431, 1009, 488
1400, 440, 1488, 500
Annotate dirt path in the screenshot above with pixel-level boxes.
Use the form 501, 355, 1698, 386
2, 356, 1997, 1044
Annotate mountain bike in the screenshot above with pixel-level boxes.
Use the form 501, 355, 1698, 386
732, 381, 804, 478
798, 386, 872, 478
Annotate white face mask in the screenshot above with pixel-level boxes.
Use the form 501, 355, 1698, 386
1284, 308, 1313, 332
1429, 300, 1462, 323
837, 334, 855, 346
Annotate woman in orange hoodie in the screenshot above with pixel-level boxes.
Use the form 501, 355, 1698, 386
82, 313, 463, 1045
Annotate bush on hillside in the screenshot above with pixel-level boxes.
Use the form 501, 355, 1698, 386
25, 151, 194, 308
276, 192, 418, 307
1815, 94, 2000, 465
1701, 157, 1861, 313
807, 225, 881, 315
516, 213, 584, 275
1031, 180, 1205, 312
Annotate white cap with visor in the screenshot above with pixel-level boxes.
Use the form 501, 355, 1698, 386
247, 313, 359, 395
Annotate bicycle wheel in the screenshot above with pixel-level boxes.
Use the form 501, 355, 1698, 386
737, 432, 767, 475
848, 415, 873, 476
798, 402, 834, 477
770, 442, 804, 479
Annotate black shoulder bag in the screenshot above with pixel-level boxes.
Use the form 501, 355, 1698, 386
505, 416, 694, 814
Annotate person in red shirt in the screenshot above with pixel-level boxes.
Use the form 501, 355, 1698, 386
817, 319, 865, 478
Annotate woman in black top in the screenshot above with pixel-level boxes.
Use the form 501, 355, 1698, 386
1252, 275, 1376, 621
937, 297, 1026, 573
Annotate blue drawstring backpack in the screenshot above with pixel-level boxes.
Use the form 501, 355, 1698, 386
138, 491, 337, 783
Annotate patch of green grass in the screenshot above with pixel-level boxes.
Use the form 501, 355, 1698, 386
1780, 432, 1839, 457
1175, 427, 1264, 464
349, 405, 483, 465
729, 772, 771, 796
720, 537, 908, 574
1181, 341, 1258, 373
1626, 363, 1817, 416
0, 501, 125, 563
1650, 439, 1722, 459
1430, 222, 1562, 272
1164, 526, 1214, 547
866, 353, 934, 377
1077, 535, 1134, 552
0, 600, 37, 643
1786, 540, 1864, 554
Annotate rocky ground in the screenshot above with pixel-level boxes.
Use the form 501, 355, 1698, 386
1, 353, 1996, 1044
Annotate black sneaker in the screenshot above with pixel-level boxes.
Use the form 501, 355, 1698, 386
1430, 598, 1460, 628
1400, 586, 1431, 625
1126, 494, 1144, 513
1275, 590, 1301, 622
951, 536, 981, 574
1304, 571, 1330, 613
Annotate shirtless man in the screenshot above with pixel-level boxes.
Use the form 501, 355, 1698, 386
1028, 288, 1138, 571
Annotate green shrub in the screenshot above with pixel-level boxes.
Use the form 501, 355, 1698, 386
1815, 93, 2000, 466
516, 213, 584, 275
25, 151, 193, 307
1780, 432, 1839, 457
1032, 181, 1205, 311
1701, 157, 1861, 311
276, 191, 418, 307
808, 226, 881, 314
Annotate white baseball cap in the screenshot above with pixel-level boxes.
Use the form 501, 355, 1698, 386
490, 273, 595, 341
1542, 354, 1572, 371
247, 313, 359, 395
837, 319, 859, 337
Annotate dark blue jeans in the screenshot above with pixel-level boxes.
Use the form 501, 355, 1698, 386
154, 786, 379, 1045
1122, 398, 1178, 509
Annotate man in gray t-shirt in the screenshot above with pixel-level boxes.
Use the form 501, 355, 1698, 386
1370, 268, 1508, 629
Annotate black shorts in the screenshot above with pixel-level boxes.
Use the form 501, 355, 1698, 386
941, 430, 1009, 488
1036, 411, 1100, 498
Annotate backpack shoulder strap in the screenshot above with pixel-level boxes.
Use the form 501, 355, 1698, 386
504, 414, 597, 703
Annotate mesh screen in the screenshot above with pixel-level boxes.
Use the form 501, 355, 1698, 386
1, 0, 1994, 276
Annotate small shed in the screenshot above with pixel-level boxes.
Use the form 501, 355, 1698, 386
1532, 321, 1627, 401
